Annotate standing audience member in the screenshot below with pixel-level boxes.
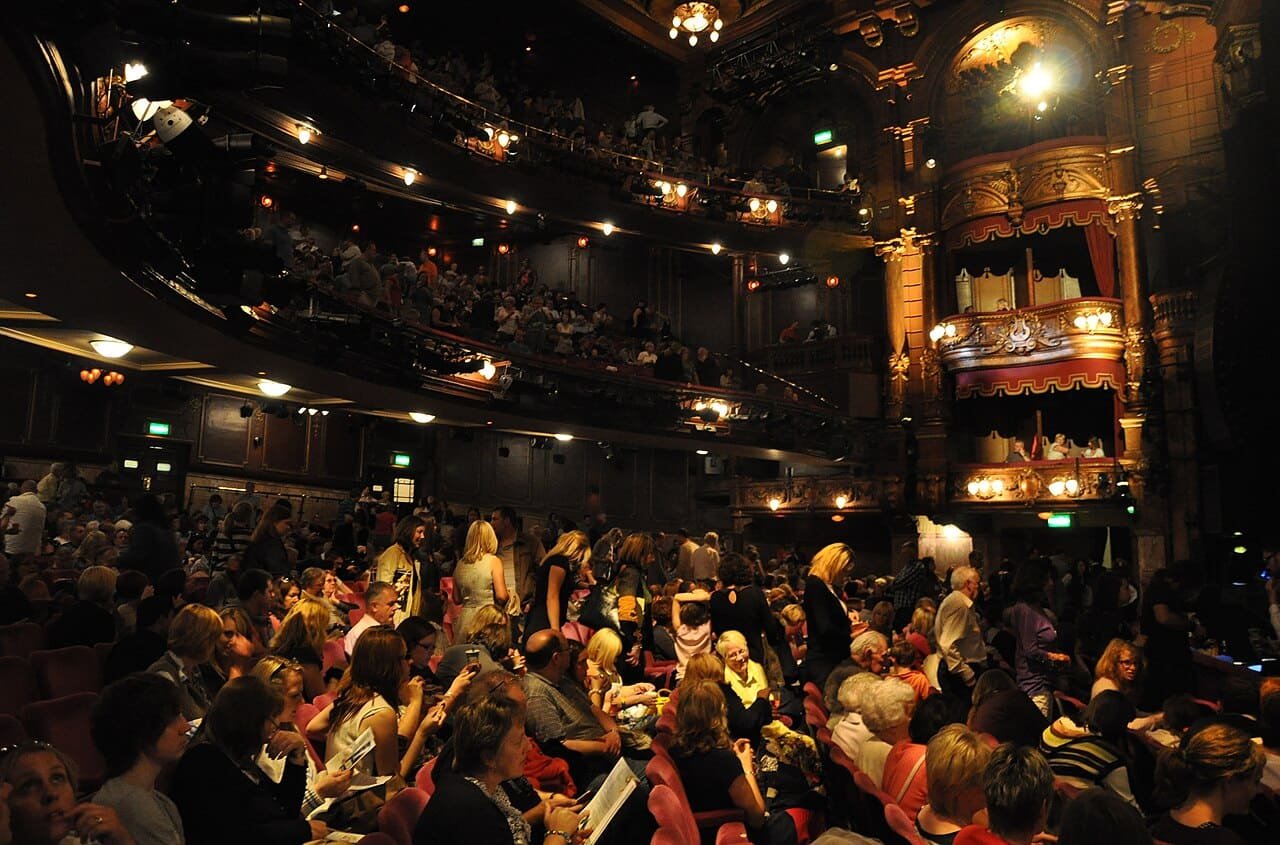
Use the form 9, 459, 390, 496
453, 519, 508, 640
803, 543, 856, 686
523, 531, 591, 645
374, 516, 428, 625
148, 603, 223, 720
241, 502, 293, 578
91, 674, 189, 845
936, 566, 987, 701
1008, 562, 1069, 717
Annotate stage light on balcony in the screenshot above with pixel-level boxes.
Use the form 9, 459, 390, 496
675, 183, 688, 198
768, 497, 782, 512
992, 478, 1005, 494
834, 495, 848, 510
1048, 480, 1066, 497
858, 207, 870, 217
479, 360, 497, 380
749, 198, 761, 213
505, 199, 518, 215
409, 412, 436, 424
90, 338, 133, 359
577, 236, 590, 248
1100, 311, 1113, 326
1065, 479, 1080, 496
258, 380, 291, 397
296, 124, 316, 144
658, 181, 672, 195
967, 480, 980, 496
258, 194, 274, 209
601, 222, 615, 236
402, 167, 417, 186
710, 242, 722, 255
778, 252, 790, 266
709, 401, 730, 418
765, 199, 779, 214
497, 131, 511, 148
554, 433, 573, 442
124, 63, 148, 82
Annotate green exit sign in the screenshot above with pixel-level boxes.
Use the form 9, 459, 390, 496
392, 452, 412, 468
147, 420, 171, 437
813, 129, 833, 145
1046, 513, 1073, 528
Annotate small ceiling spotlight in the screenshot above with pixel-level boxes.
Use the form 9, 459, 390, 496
505, 199, 518, 215
497, 243, 510, 255
295, 124, 317, 144
829, 62, 839, 72
577, 236, 590, 248
710, 242, 722, 255
554, 433, 573, 442
858, 207, 870, 217
257, 380, 291, 397
675, 183, 688, 198
924, 157, 937, 169
409, 412, 436, 424
123, 62, 148, 82
90, 338, 134, 359
768, 497, 782, 511
778, 252, 790, 265
317, 166, 328, 180
402, 167, 417, 186
695, 449, 709, 456
746, 278, 762, 292
825, 275, 840, 288
258, 194, 274, 209
601, 222, 615, 236
427, 246, 438, 257
834, 494, 849, 509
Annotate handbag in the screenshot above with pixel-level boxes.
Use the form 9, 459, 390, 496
578, 582, 619, 631
314, 774, 407, 833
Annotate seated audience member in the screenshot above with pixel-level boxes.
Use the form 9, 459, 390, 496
1091, 638, 1143, 702
398, 616, 444, 687
1056, 788, 1152, 845
888, 638, 935, 703
171, 676, 325, 845
883, 694, 968, 820
91, 674, 189, 845
830, 673, 879, 761
1039, 690, 1138, 806
906, 604, 936, 656
413, 696, 585, 845
860, 677, 917, 788
115, 569, 150, 634
1150, 723, 1264, 845
217, 606, 265, 681
46, 564, 118, 647
343, 581, 399, 656
850, 630, 889, 675
1146, 693, 1207, 748
679, 652, 772, 741
148, 603, 223, 720
671, 680, 796, 845
585, 628, 657, 722
651, 596, 678, 661
967, 670, 1047, 750
268, 599, 330, 700
522, 629, 630, 787
1198, 677, 1264, 740
435, 604, 517, 689
824, 661, 864, 722
1260, 682, 1280, 791
106, 595, 172, 682
1, 743, 134, 845
717, 629, 771, 707
308, 626, 442, 780
232, 568, 276, 647
916, 724, 994, 845
954, 744, 1054, 845
672, 586, 713, 681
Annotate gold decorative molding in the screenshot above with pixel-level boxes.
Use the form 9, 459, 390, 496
950, 461, 1137, 507
1107, 193, 1143, 222
934, 298, 1125, 372
731, 476, 889, 513
941, 142, 1110, 230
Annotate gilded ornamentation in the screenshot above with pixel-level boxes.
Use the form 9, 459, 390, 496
1218, 24, 1264, 117
1108, 195, 1143, 223
889, 349, 911, 382
937, 298, 1125, 375
1124, 327, 1149, 397
942, 142, 1110, 230
733, 477, 886, 512
976, 312, 1062, 355
950, 462, 1133, 506
1148, 21, 1193, 55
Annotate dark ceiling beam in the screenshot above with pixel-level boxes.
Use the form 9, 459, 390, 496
572, 0, 690, 61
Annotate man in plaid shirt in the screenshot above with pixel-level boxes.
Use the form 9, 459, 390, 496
889, 556, 939, 629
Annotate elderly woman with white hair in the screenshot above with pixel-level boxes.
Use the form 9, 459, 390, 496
717, 630, 771, 708
858, 677, 917, 788
830, 672, 880, 759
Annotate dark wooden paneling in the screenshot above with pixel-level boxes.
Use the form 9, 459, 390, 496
0, 368, 34, 443
262, 415, 309, 472
322, 416, 361, 479
199, 395, 250, 467
440, 432, 484, 499
598, 451, 640, 520
52, 386, 110, 451
650, 450, 690, 521
544, 443, 587, 513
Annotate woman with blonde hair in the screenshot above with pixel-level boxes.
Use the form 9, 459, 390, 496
1091, 638, 1143, 702
452, 518, 508, 639
906, 604, 936, 655
585, 628, 657, 718
74, 529, 111, 568
270, 599, 331, 700
1151, 723, 1264, 844
523, 529, 591, 646
802, 542, 856, 685
216, 606, 264, 682
916, 724, 993, 843
717, 630, 770, 707
149, 602, 223, 719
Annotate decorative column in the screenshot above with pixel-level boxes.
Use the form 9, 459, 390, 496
731, 254, 745, 357
876, 237, 908, 419
1111, 195, 1152, 458
1151, 290, 1200, 562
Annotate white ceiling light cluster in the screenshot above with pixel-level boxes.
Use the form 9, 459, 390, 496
668, 2, 724, 46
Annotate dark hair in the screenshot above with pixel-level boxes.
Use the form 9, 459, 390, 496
716, 553, 753, 588
889, 638, 920, 670
250, 501, 292, 543
679, 600, 709, 628
1220, 677, 1260, 717
393, 515, 425, 553
983, 744, 1054, 837
237, 568, 273, 602
155, 568, 188, 602
134, 494, 167, 527
397, 617, 435, 648
452, 696, 525, 777
116, 569, 149, 602
1161, 694, 1203, 734
1082, 690, 1137, 743
908, 694, 966, 745
204, 676, 283, 760
1011, 561, 1051, 604
1057, 788, 1152, 845
299, 567, 327, 592
91, 673, 184, 775
495, 506, 518, 526
136, 594, 172, 629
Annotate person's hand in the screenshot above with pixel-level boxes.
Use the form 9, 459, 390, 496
546, 805, 588, 842
545, 793, 579, 810
756, 688, 772, 701
308, 820, 330, 841
68, 804, 134, 845
625, 645, 642, 667
446, 667, 474, 702
633, 682, 655, 694
1031, 834, 1058, 844
266, 728, 307, 760
600, 730, 622, 756
634, 690, 659, 707
1046, 652, 1071, 663
732, 737, 754, 769
405, 675, 426, 703
418, 702, 448, 736
314, 767, 353, 799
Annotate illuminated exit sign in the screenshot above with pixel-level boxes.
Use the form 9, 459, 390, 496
147, 420, 170, 436
392, 452, 412, 468
813, 129, 833, 145
1046, 513, 1073, 528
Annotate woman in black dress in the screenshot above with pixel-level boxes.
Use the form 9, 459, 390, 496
710, 553, 797, 687
801, 543, 856, 687
522, 530, 591, 646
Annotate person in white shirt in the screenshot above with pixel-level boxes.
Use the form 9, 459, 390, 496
636, 104, 668, 132
3, 480, 47, 559
690, 532, 720, 582
343, 581, 400, 657
934, 566, 987, 699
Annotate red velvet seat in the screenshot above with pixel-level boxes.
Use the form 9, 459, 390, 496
322, 639, 347, 674
0, 656, 39, 716
0, 713, 29, 747
885, 802, 928, 845
349, 607, 366, 626
376, 786, 429, 845
643, 649, 676, 689
30, 646, 102, 699
356, 834, 398, 845
414, 756, 437, 796
802, 682, 824, 708
21, 693, 107, 791
1053, 690, 1086, 719
293, 702, 325, 768
313, 692, 335, 710
0, 623, 46, 658
93, 641, 114, 671
803, 697, 828, 734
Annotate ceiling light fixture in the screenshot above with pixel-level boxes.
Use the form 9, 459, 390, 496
668, 2, 724, 46
577, 236, 590, 249
257, 380, 291, 397
402, 167, 417, 186
317, 166, 328, 180
554, 433, 573, 442
826, 275, 841, 288
479, 360, 498, 380
710, 242, 722, 255
89, 338, 134, 359
295, 124, 317, 144
409, 412, 436, 424
696, 449, 709, 456
23, 292, 37, 299
505, 199, 518, 215
925, 157, 937, 169
601, 222, 615, 236
778, 252, 790, 265
124, 62, 148, 82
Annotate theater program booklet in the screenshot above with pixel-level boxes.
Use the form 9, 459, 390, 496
581, 757, 639, 845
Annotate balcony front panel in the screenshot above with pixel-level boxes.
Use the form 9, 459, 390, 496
950, 461, 1135, 508
935, 298, 1125, 396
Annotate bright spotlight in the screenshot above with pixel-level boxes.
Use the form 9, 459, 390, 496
505, 199, 518, 215
925, 158, 937, 169
409, 412, 436, 424
1020, 62, 1053, 100
257, 380, 291, 397
403, 167, 417, 186
479, 360, 497, 380
778, 253, 790, 265
296, 124, 315, 144
554, 433, 573, 442
710, 242, 722, 255
90, 338, 134, 359
601, 222, 615, 236
124, 63, 148, 82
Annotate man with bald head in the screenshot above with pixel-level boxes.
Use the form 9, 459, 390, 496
3, 480, 45, 561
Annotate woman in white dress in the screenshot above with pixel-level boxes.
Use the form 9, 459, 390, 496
452, 519, 508, 640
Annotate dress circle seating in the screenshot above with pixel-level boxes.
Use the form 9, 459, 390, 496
30, 646, 103, 699
0, 656, 39, 716
21, 692, 107, 792
0, 622, 46, 658
375, 786, 429, 845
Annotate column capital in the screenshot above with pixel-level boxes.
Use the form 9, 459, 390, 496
1108, 193, 1144, 222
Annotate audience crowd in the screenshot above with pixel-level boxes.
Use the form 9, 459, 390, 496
1, 469, 1279, 845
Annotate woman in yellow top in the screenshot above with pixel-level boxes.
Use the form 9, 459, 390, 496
717, 630, 771, 708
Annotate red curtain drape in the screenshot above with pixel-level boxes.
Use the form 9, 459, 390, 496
1083, 222, 1117, 298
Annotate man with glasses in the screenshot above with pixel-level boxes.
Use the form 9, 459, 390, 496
936, 565, 989, 701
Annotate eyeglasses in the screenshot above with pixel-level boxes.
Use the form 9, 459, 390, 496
0, 741, 53, 757
1118, 659, 1138, 667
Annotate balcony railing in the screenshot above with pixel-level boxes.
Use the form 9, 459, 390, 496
730, 475, 898, 515
950, 460, 1134, 507
747, 335, 881, 375
934, 298, 1124, 373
